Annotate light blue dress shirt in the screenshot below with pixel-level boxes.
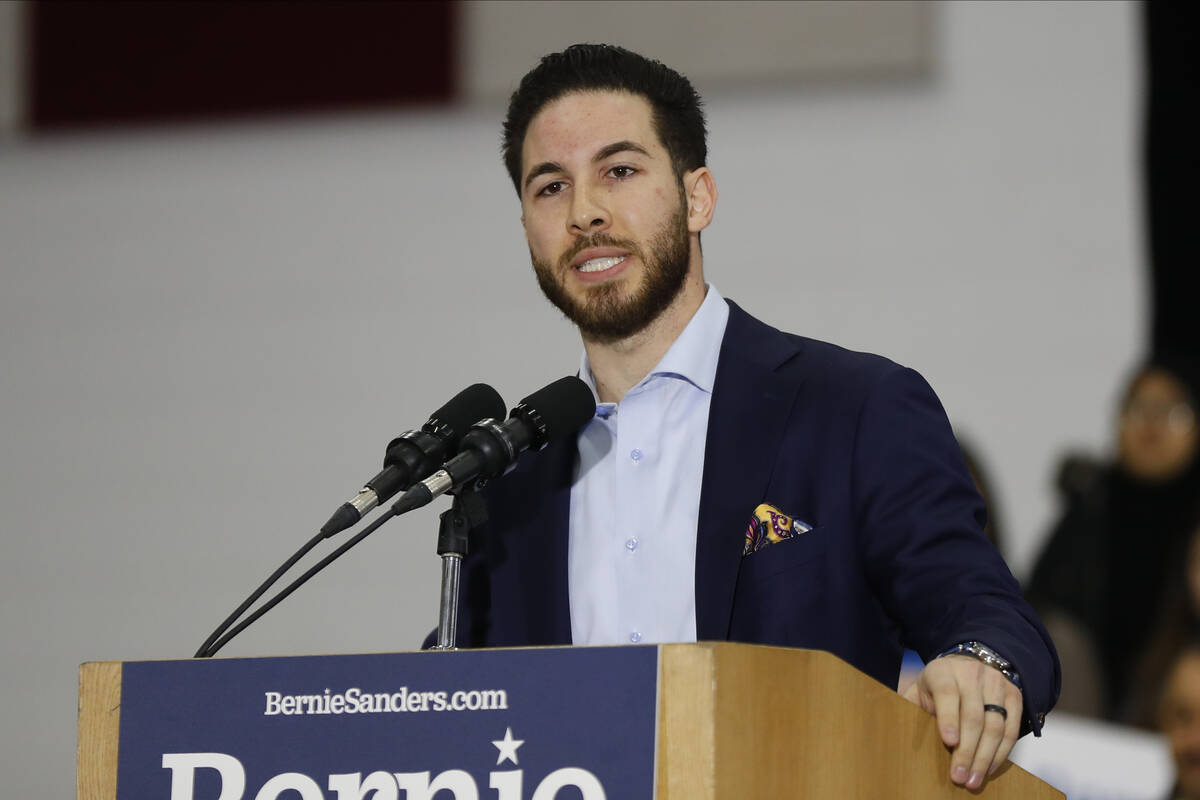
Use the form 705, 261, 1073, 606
568, 285, 730, 645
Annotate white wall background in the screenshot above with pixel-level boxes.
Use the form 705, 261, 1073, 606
0, 2, 1141, 795
462, 0, 933, 99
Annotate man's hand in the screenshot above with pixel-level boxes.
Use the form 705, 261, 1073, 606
902, 654, 1023, 790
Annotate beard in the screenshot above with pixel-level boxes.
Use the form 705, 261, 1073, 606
530, 197, 691, 344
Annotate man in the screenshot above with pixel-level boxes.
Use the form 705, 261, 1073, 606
451, 44, 1059, 791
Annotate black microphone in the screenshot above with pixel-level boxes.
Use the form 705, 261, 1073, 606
392, 376, 595, 514
319, 383, 506, 537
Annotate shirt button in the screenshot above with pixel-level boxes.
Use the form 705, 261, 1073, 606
625, 537, 639, 552
629, 631, 642, 643
630, 448, 643, 461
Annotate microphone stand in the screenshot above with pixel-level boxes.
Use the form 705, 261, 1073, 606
432, 488, 487, 650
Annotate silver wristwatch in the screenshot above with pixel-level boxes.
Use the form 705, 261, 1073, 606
936, 641, 1022, 689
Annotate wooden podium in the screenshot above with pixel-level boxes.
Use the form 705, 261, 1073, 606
79, 643, 1062, 798
656, 644, 1060, 798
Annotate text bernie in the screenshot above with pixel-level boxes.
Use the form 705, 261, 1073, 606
162, 753, 607, 800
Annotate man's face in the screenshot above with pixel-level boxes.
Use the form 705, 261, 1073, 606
1162, 651, 1200, 798
518, 90, 698, 342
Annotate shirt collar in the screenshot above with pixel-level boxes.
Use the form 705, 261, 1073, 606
578, 284, 730, 405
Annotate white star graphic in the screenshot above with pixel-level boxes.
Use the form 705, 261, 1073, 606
492, 726, 525, 766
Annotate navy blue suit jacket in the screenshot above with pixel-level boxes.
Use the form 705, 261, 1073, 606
449, 300, 1060, 734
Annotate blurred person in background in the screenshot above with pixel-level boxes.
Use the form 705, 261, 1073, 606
1128, 520, 1200, 728
1029, 359, 1200, 720
1157, 643, 1200, 800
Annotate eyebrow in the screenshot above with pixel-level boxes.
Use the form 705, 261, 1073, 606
595, 140, 651, 162
523, 140, 653, 192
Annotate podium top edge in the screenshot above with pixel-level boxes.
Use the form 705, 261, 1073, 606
80, 642, 842, 669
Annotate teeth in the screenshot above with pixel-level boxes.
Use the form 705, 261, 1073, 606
577, 256, 625, 273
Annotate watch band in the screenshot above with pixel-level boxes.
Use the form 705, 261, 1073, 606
936, 641, 1022, 689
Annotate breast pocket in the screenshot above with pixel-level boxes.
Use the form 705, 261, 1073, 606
730, 529, 833, 645
739, 528, 829, 580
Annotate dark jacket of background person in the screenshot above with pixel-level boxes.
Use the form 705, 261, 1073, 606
1028, 360, 1200, 720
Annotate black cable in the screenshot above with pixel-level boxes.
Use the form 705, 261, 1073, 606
194, 529, 327, 658
201, 508, 398, 658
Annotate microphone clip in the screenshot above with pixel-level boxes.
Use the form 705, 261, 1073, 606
432, 487, 488, 651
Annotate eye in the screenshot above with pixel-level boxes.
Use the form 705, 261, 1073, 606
608, 165, 637, 179
536, 180, 566, 197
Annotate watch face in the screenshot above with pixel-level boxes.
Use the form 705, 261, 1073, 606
943, 642, 1019, 688
982, 650, 1009, 669
967, 643, 1009, 669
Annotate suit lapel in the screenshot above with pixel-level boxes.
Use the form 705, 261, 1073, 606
487, 436, 574, 645
527, 438, 574, 644
694, 301, 804, 640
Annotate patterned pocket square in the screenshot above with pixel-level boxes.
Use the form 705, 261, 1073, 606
743, 503, 813, 556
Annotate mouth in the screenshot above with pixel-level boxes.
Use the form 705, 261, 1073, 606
569, 247, 633, 282
577, 255, 628, 273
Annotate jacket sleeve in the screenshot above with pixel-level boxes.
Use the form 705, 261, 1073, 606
853, 365, 1061, 736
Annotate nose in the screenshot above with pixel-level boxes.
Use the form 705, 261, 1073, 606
568, 184, 610, 234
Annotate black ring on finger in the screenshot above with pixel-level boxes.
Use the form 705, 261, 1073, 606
983, 703, 1008, 720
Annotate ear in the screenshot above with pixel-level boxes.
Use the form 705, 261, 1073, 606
520, 209, 533, 243
683, 167, 717, 233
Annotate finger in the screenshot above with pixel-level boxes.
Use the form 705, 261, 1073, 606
924, 666, 964, 749
988, 685, 1024, 775
902, 675, 938, 717
968, 698, 1008, 789
950, 663, 985, 786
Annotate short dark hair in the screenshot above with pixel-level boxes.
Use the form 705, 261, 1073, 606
502, 44, 707, 196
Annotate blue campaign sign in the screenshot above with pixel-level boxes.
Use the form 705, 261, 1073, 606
116, 646, 659, 799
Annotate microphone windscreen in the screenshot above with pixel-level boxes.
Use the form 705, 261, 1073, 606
430, 383, 506, 435
516, 376, 596, 443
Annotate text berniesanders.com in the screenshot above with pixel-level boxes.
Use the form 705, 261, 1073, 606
264, 686, 509, 715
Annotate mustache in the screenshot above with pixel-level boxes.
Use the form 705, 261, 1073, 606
558, 233, 641, 270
